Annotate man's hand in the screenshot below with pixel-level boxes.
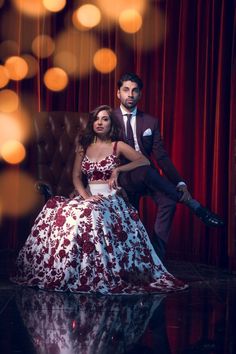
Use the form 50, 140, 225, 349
176, 184, 192, 203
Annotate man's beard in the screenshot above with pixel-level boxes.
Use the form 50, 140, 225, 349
124, 100, 136, 110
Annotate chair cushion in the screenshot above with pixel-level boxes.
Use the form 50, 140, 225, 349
33, 111, 88, 196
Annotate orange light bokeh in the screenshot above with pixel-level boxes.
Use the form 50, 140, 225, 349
72, 10, 90, 31
119, 9, 142, 33
22, 54, 38, 78
43, 0, 66, 12
94, 0, 146, 21
11, 0, 48, 17
0, 110, 32, 149
5, 56, 28, 81
124, 8, 165, 51
44, 67, 68, 91
0, 90, 19, 113
0, 113, 23, 147
53, 51, 77, 75
0, 140, 26, 164
54, 29, 98, 77
0, 169, 40, 216
93, 48, 117, 73
75, 4, 101, 29
0, 65, 9, 88
31, 35, 55, 59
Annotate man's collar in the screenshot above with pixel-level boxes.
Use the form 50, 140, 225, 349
120, 105, 137, 117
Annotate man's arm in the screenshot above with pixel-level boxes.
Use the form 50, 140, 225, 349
150, 118, 192, 202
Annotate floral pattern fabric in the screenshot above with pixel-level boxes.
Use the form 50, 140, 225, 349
81, 154, 120, 182
11, 154, 188, 294
16, 288, 166, 354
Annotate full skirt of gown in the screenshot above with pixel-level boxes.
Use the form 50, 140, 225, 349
11, 184, 188, 294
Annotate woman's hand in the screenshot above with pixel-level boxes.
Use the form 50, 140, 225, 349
108, 168, 120, 190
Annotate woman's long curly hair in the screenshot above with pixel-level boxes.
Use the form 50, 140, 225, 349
77, 105, 122, 152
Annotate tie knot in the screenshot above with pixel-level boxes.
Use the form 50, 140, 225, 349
126, 113, 132, 120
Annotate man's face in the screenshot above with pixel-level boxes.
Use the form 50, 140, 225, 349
117, 80, 141, 111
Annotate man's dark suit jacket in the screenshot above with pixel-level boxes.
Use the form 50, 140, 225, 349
112, 107, 183, 187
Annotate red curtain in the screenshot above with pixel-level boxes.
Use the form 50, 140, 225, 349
0, 0, 235, 268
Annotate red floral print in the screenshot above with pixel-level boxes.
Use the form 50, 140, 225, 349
82, 241, 95, 254
11, 155, 188, 295
55, 214, 66, 227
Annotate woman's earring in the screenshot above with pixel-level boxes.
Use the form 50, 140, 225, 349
93, 135, 97, 144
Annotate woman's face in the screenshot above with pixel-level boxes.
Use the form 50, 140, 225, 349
93, 110, 112, 138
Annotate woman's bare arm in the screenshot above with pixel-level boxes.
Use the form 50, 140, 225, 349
109, 141, 150, 189
72, 146, 91, 199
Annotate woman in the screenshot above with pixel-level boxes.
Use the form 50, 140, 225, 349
11, 105, 188, 294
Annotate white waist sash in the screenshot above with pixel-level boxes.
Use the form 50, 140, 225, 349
87, 183, 117, 197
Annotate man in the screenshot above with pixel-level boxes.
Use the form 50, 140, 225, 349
113, 72, 224, 261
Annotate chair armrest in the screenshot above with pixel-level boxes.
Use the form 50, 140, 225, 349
35, 181, 53, 202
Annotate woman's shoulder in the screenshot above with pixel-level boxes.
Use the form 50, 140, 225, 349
113, 141, 130, 154
112, 140, 126, 149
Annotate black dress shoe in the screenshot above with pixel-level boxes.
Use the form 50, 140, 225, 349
195, 206, 225, 227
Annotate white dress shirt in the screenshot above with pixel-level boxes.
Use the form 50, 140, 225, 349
120, 106, 141, 152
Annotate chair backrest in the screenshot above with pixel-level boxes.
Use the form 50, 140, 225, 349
33, 111, 89, 197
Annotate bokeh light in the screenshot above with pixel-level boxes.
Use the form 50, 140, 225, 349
72, 10, 90, 31
54, 29, 98, 77
118, 9, 142, 33
94, 0, 146, 21
53, 51, 77, 75
0, 140, 26, 164
75, 4, 101, 29
0, 110, 32, 149
5, 56, 28, 81
31, 35, 55, 59
0, 40, 19, 61
22, 54, 38, 78
42, 0, 66, 12
123, 8, 165, 51
0, 10, 42, 53
93, 48, 117, 73
44, 67, 68, 91
0, 65, 9, 88
0, 113, 23, 147
11, 0, 48, 17
0, 169, 40, 216
0, 90, 19, 113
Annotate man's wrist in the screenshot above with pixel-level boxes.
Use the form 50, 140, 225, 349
177, 181, 186, 188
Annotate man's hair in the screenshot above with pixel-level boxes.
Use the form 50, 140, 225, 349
117, 72, 143, 90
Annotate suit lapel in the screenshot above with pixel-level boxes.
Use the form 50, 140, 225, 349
114, 108, 126, 140
136, 110, 144, 149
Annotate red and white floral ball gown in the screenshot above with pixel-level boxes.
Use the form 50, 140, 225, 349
11, 142, 188, 294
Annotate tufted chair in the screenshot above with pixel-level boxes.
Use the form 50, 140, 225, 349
33, 111, 89, 200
